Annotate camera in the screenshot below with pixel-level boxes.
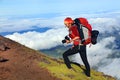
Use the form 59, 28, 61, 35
62, 36, 70, 44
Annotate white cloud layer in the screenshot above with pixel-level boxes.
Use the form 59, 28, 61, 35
89, 17, 120, 33
0, 16, 66, 33
98, 58, 120, 79
1, 11, 120, 33
4, 12, 120, 50
5, 28, 67, 50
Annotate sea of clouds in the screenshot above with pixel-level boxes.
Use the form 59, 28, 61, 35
0, 11, 120, 79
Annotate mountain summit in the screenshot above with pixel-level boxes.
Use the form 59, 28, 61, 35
0, 35, 116, 80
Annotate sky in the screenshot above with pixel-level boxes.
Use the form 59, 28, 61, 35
0, 0, 120, 17
0, 0, 120, 80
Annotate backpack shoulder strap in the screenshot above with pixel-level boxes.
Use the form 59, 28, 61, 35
74, 18, 85, 44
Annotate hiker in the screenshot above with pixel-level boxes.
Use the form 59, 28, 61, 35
62, 17, 91, 77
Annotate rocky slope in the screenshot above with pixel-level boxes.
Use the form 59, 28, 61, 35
0, 35, 61, 80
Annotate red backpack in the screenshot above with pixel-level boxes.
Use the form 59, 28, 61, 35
74, 18, 92, 45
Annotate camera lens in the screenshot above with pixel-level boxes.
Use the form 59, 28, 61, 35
62, 40, 66, 43
65, 36, 70, 40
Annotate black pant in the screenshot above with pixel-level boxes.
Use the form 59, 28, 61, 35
63, 45, 90, 76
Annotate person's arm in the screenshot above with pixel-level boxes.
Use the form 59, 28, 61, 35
71, 36, 79, 41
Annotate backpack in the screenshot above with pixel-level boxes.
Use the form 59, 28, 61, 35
74, 18, 99, 45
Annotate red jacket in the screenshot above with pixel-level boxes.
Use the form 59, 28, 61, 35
69, 25, 80, 45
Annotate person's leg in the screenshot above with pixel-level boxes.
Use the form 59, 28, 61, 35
63, 46, 78, 69
79, 45, 90, 77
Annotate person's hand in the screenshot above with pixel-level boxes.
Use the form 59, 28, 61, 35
66, 40, 70, 44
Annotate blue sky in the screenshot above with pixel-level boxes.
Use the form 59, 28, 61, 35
0, 0, 120, 17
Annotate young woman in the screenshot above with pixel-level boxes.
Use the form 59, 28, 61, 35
62, 17, 90, 77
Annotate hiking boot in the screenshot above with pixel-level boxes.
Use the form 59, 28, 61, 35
84, 70, 90, 77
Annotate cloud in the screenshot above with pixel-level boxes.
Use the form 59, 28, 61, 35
0, 18, 36, 32
0, 16, 66, 33
3, 12, 120, 49
5, 28, 67, 50
88, 37, 116, 66
89, 17, 120, 33
1, 10, 120, 33
98, 58, 120, 79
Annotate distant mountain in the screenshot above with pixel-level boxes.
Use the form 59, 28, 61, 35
0, 35, 116, 80
41, 45, 71, 58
